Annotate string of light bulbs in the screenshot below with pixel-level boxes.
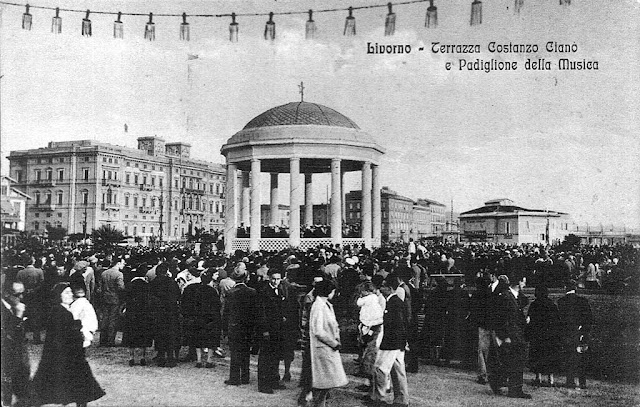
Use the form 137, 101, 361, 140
1, 0, 573, 42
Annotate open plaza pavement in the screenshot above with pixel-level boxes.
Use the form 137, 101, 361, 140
25, 340, 639, 407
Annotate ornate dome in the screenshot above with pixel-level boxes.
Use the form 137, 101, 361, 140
243, 102, 360, 130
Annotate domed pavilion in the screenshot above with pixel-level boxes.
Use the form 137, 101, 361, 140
221, 101, 385, 253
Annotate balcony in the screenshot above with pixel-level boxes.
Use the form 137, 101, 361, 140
139, 207, 157, 214
35, 202, 56, 211
181, 187, 204, 195
180, 208, 204, 215
139, 184, 153, 192
101, 203, 120, 211
32, 179, 56, 187
102, 179, 122, 188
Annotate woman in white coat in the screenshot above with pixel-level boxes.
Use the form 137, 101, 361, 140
309, 280, 348, 407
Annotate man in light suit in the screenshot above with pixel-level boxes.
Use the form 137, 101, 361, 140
98, 257, 125, 346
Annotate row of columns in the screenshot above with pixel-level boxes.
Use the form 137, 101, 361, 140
224, 158, 381, 252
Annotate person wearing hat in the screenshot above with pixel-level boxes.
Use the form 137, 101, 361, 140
122, 266, 153, 366
557, 280, 593, 389
32, 282, 105, 407
490, 272, 531, 399
69, 278, 99, 349
70, 260, 95, 304
1, 281, 30, 407
223, 267, 257, 386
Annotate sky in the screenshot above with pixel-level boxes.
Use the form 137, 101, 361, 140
1, 0, 639, 228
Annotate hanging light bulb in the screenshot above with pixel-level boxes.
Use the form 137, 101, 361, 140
344, 7, 356, 36
144, 12, 155, 41
82, 10, 92, 37
264, 12, 275, 41
470, 0, 482, 26
514, 0, 524, 14
229, 13, 239, 42
114, 12, 123, 39
22, 4, 32, 30
425, 0, 437, 28
305, 9, 317, 40
385, 3, 396, 36
51, 7, 62, 34
180, 12, 190, 41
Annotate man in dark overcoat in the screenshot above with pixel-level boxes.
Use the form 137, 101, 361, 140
257, 269, 286, 394
557, 280, 593, 389
492, 272, 532, 399
224, 268, 257, 386
16, 255, 44, 343
1, 281, 30, 407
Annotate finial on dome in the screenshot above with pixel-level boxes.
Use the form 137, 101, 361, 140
298, 81, 305, 102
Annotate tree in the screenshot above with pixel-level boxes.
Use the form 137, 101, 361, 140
561, 233, 581, 250
92, 224, 125, 249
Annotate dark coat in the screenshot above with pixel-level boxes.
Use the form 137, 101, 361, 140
149, 274, 181, 352
557, 293, 593, 352
1, 303, 30, 399
123, 277, 153, 348
443, 285, 471, 361
224, 283, 257, 351
32, 304, 105, 405
380, 294, 407, 351
526, 296, 561, 374
257, 283, 285, 338
494, 289, 529, 373
181, 283, 222, 348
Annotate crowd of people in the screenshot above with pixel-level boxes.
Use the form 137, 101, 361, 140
1, 239, 638, 406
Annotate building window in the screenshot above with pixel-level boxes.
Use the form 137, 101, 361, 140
83, 168, 89, 180
133, 226, 137, 235
125, 174, 130, 184
124, 226, 129, 235
35, 170, 42, 181
81, 190, 88, 205
142, 226, 146, 234
175, 179, 179, 188
57, 169, 64, 181
125, 196, 129, 206
45, 192, 52, 204
134, 174, 139, 184
159, 178, 163, 188
142, 197, 147, 207
133, 196, 138, 207
34, 191, 41, 204
34, 221, 39, 230
57, 191, 63, 205
15, 170, 23, 181
506, 222, 511, 234
150, 227, 154, 235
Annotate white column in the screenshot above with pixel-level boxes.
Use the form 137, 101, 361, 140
249, 159, 261, 252
341, 169, 346, 222
241, 171, 250, 227
224, 163, 238, 253
361, 161, 372, 248
304, 173, 313, 227
270, 173, 279, 225
289, 158, 302, 248
372, 164, 381, 247
331, 158, 342, 245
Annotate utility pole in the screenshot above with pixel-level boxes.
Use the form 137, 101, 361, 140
82, 203, 88, 243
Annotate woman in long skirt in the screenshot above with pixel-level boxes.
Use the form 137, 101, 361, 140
32, 282, 105, 407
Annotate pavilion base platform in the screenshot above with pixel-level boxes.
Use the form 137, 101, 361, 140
230, 237, 379, 252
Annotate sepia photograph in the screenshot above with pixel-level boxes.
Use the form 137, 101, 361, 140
1, 0, 639, 406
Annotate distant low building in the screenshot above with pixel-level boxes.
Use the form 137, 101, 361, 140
459, 198, 573, 245
345, 187, 448, 243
